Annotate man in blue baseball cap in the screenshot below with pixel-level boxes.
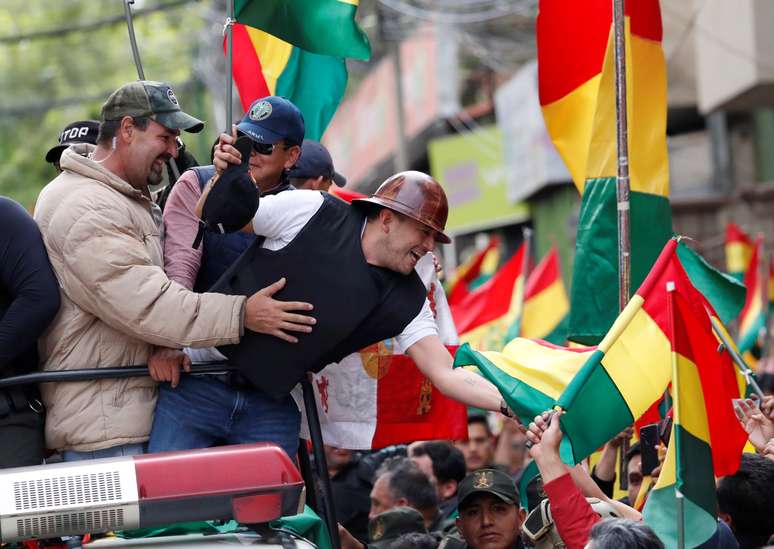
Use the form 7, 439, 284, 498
152, 95, 312, 457
288, 139, 346, 192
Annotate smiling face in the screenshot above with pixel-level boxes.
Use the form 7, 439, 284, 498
372, 209, 437, 275
456, 494, 521, 549
121, 118, 179, 189
245, 139, 300, 193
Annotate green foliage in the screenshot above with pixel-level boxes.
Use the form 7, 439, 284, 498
0, 0, 212, 208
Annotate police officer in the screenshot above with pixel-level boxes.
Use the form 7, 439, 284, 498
339, 507, 429, 549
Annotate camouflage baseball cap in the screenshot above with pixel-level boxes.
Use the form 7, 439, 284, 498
368, 507, 427, 549
101, 80, 204, 133
457, 469, 518, 510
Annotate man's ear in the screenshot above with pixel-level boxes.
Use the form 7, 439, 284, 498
439, 480, 457, 501
379, 208, 394, 234
120, 116, 135, 143
518, 507, 527, 525
284, 145, 302, 169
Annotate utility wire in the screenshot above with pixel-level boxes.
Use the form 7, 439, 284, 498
0, 0, 199, 45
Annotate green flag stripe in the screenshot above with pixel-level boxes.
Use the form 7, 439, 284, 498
234, 0, 371, 60
676, 241, 746, 325
558, 350, 634, 462
453, 344, 555, 427
675, 425, 717, 518
275, 49, 347, 140
569, 177, 672, 345
644, 483, 717, 548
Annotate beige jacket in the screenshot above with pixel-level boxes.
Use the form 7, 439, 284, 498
34, 145, 245, 452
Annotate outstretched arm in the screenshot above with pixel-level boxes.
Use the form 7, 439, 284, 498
406, 334, 503, 411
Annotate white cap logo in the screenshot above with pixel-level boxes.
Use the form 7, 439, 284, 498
249, 100, 273, 121
166, 89, 179, 106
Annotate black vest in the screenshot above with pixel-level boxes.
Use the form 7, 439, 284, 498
211, 193, 427, 398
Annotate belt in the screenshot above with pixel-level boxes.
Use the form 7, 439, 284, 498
208, 372, 254, 391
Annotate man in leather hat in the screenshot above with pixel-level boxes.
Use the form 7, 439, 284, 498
148, 130, 513, 455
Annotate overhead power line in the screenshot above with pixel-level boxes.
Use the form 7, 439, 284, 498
0, 0, 199, 45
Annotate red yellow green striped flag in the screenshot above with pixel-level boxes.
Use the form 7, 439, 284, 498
538, 0, 672, 344
725, 222, 754, 282
454, 239, 746, 467
228, 24, 347, 140
642, 285, 747, 548
738, 235, 769, 356
450, 244, 526, 351
447, 236, 501, 307
234, 0, 371, 61
506, 247, 569, 344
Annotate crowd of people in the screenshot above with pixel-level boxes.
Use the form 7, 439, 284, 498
1, 79, 773, 548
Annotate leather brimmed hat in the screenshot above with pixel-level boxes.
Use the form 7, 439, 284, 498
353, 171, 451, 244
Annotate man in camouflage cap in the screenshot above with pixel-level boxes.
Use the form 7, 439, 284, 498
33, 81, 276, 461
446, 469, 525, 549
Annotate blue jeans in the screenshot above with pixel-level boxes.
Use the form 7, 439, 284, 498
62, 442, 145, 462
148, 375, 300, 458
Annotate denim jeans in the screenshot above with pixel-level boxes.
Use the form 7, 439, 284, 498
148, 375, 300, 458
62, 442, 145, 462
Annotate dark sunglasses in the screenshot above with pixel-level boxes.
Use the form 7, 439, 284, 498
237, 132, 293, 156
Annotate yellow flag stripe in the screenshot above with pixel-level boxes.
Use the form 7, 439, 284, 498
541, 20, 668, 197
521, 280, 569, 339
601, 304, 672, 418
245, 26, 293, 95
478, 338, 593, 400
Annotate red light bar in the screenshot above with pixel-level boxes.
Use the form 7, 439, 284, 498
0, 443, 304, 543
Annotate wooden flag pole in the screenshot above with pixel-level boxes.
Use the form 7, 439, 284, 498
225, 0, 235, 131
613, 0, 632, 491
666, 281, 686, 549
122, 0, 180, 181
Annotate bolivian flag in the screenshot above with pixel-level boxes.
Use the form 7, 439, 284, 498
725, 222, 754, 281
508, 247, 569, 343
229, 24, 347, 140
538, 0, 672, 344
447, 236, 501, 307
234, 0, 371, 61
642, 288, 747, 548
456, 239, 739, 466
450, 244, 526, 351
738, 235, 768, 355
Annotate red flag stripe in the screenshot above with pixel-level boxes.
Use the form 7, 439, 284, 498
228, 23, 272, 112
537, 0, 662, 106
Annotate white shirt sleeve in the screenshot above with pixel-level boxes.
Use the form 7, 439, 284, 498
396, 298, 438, 353
252, 190, 325, 251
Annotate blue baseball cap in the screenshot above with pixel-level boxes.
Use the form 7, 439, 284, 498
288, 140, 346, 186
236, 96, 305, 146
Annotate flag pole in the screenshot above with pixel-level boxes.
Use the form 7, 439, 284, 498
225, 0, 235, 131
666, 281, 686, 549
710, 316, 766, 399
122, 0, 180, 181
518, 226, 533, 336
613, 0, 632, 491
